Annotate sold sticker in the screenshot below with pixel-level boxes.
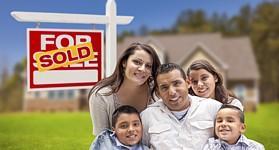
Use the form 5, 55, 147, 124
34, 42, 94, 71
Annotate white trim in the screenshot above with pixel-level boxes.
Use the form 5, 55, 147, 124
178, 42, 229, 70
11, 11, 133, 25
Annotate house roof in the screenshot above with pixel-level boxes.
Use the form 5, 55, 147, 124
118, 33, 260, 80
177, 42, 229, 70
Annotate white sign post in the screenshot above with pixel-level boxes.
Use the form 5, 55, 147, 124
11, 0, 133, 77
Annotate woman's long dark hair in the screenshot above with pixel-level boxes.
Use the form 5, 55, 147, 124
88, 42, 161, 100
186, 59, 236, 104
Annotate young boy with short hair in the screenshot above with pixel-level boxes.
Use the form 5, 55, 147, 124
90, 105, 148, 150
203, 104, 265, 150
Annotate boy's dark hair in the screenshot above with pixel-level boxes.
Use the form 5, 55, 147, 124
219, 104, 245, 123
112, 105, 141, 128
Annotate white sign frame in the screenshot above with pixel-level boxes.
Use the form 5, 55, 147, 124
27, 28, 104, 91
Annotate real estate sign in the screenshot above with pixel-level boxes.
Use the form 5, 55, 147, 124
27, 28, 103, 91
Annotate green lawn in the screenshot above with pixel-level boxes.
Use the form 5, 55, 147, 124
0, 103, 278, 149
0, 112, 94, 150
245, 102, 279, 149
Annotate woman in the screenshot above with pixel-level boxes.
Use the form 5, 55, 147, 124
186, 59, 243, 111
89, 42, 161, 135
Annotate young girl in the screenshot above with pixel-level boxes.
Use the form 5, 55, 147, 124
187, 59, 243, 110
89, 42, 161, 135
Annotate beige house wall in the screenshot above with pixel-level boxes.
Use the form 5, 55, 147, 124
23, 90, 81, 112
228, 80, 259, 111
24, 90, 80, 100
24, 98, 79, 112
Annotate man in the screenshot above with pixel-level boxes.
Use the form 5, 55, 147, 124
141, 63, 222, 149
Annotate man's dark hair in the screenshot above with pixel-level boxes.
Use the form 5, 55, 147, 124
155, 63, 186, 80
112, 105, 141, 128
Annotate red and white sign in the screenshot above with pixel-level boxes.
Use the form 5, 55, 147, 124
27, 28, 103, 91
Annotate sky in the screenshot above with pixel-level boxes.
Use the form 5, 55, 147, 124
0, 0, 264, 74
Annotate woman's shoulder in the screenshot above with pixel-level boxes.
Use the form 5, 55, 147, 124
94, 86, 112, 95
89, 87, 113, 98
89, 86, 115, 104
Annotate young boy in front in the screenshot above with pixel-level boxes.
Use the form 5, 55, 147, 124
203, 104, 265, 150
90, 105, 148, 150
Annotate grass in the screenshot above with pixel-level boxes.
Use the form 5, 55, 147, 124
245, 102, 279, 149
0, 103, 278, 149
0, 112, 94, 150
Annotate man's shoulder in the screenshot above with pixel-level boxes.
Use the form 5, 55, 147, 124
141, 100, 165, 116
148, 99, 164, 108
189, 95, 222, 116
190, 95, 222, 105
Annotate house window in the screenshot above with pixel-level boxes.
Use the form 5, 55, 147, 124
34, 91, 40, 98
48, 91, 55, 99
234, 84, 246, 101
67, 90, 74, 99
57, 90, 64, 99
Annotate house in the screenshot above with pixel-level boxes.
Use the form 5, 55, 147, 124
23, 33, 260, 112
118, 33, 260, 111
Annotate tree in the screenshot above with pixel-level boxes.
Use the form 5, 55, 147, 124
118, 30, 135, 42
229, 5, 253, 36
209, 12, 231, 34
173, 9, 211, 33
250, 2, 279, 101
0, 58, 26, 112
